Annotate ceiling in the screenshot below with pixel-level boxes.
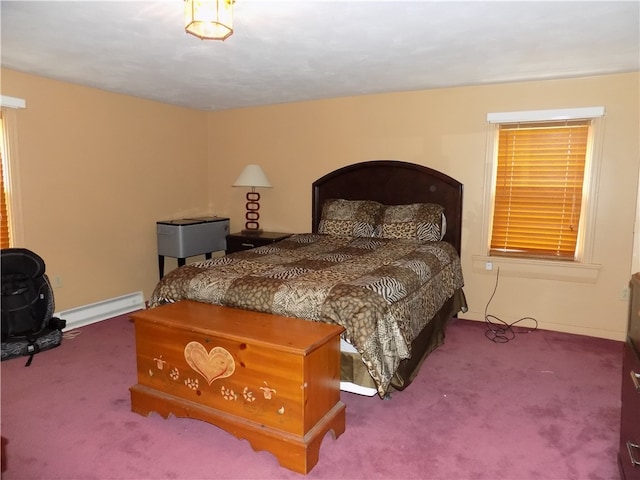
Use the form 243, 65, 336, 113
1, 1, 639, 112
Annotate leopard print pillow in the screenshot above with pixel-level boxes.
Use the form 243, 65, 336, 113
318, 199, 383, 238
380, 203, 444, 242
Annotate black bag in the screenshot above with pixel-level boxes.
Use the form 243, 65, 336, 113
1, 248, 66, 365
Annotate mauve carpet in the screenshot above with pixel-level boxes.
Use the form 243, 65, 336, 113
0, 314, 622, 480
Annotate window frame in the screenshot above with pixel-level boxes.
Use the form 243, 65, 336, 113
474, 107, 605, 282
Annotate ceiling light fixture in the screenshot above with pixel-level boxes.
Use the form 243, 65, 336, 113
184, 0, 234, 41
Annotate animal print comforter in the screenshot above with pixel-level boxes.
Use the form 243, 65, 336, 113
149, 234, 465, 397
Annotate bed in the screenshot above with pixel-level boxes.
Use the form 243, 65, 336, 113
149, 160, 467, 398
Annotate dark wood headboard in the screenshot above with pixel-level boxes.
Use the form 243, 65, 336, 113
312, 160, 463, 256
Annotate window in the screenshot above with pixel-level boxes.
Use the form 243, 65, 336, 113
485, 107, 605, 263
490, 120, 589, 260
0, 113, 10, 249
0, 97, 27, 249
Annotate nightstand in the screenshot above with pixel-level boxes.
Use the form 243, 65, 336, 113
225, 231, 291, 254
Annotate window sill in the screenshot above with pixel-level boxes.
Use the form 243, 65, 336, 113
471, 254, 602, 283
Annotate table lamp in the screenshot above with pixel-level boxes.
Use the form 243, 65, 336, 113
233, 164, 272, 234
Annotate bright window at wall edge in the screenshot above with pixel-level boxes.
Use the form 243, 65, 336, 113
0, 114, 10, 249
483, 107, 605, 266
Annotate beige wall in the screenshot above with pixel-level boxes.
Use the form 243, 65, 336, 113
1, 68, 210, 310
208, 73, 640, 341
2, 68, 638, 341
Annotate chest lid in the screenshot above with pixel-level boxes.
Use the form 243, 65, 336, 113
132, 301, 343, 356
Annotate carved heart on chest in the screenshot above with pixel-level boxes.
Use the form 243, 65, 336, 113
184, 342, 235, 385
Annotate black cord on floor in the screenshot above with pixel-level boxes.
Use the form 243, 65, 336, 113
484, 266, 538, 343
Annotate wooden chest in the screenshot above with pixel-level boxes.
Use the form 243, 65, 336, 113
129, 300, 345, 474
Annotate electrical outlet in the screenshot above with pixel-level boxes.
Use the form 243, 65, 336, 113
485, 261, 493, 271
53, 276, 63, 288
621, 286, 630, 301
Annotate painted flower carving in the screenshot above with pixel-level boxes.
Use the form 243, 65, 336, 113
185, 378, 199, 390
221, 386, 237, 401
153, 356, 166, 370
260, 382, 277, 400
242, 386, 256, 403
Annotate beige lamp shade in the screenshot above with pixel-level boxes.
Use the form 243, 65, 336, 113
233, 164, 272, 189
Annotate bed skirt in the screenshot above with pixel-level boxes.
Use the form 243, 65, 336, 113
339, 288, 467, 397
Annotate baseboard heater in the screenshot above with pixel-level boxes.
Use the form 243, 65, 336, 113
55, 291, 146, 331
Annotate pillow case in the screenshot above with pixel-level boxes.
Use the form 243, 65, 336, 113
318, 199, 383, 238
379, 203, 444, 242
